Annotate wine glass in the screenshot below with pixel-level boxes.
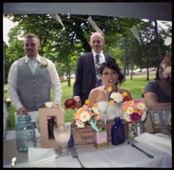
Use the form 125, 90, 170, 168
157, 109, 171, 135
53, 123, 71, 156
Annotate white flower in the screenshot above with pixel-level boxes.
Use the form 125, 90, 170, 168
165, 66, 171, 74
110, 92, 123, 103
161, 63, 167, 69
124, 113, 131, 122
137, 103, 146, 110
91, 107, 100, 115
80, 111, 90, 122
126, 106, 134, 114
163, 66, 171, 78
45, 102, 53, 108
76, 121, 85, 128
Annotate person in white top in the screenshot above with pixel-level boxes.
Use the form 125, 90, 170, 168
8, 33, 62, 115
88, 60, 132, 120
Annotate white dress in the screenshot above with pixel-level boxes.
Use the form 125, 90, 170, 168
97, 101, 125, 121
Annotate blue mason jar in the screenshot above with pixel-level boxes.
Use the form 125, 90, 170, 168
111, 117, 125, 145
16, 115, 36, 152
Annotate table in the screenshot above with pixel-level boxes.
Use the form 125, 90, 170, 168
3, 130, 172, 168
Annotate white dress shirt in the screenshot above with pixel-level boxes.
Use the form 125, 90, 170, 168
92, 50, 106, 64
7, 55, 62, 110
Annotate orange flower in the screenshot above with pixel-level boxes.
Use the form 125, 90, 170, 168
122, 92, 128, 97
79, 108, 84, 114
85, 100, 90, 105
122, 107, 127, 112
109, 100, 114, 105
93, 103, 98, 107
108, 87, 112, 92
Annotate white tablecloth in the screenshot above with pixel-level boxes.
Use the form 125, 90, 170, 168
3, 132, 172, 168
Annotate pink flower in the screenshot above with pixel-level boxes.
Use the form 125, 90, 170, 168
88, 111, 95, 117
74, 113, 80, 121
96, 112, 101, 120
134, 99, 141, 104
130, 112, 142, 122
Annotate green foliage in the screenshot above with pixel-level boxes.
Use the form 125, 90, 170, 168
4, 14, 171, 85
4, 76, 154, 130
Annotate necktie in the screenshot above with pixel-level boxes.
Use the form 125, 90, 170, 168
95, 54, 102, 87
29, 59, 36, 74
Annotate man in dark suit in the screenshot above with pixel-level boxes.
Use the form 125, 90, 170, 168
73, 32, 116, 107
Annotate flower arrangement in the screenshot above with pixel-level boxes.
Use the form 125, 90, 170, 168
74, 100, 102, 131
103, 87, 132, 124
161, 54, 171, 79
64, 99, 102, 131
122, 99, 147, 123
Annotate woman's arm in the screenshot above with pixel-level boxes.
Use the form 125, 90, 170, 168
88, 89, 96, 108
144, 92, 171, 112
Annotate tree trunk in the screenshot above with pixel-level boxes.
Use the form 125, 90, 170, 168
123, 39, 127, 78
146, 67, 149, 81
154, 20, 161, 62
67, 65, 71, 87
130, 63, 134, 80
146, 48, 149, 80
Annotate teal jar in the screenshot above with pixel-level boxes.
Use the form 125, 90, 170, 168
16, 115, 36, 152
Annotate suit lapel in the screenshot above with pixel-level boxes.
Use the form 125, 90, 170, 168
88, 52, 95, 75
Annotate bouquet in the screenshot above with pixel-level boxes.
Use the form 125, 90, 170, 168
64, 99, 102, 131
74, 100, 102, 131
122, 99, 147, 123
103, 87, 132, 124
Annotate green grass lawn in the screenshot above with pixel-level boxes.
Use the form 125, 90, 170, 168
4, 76, 154, 130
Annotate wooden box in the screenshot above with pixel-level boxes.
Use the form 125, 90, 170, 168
72, 119, 128, 145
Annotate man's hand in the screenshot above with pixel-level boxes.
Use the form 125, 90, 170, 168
17, 107, 29, 115
74, 97, 82, 108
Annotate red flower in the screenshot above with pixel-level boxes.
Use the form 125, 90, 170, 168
130, 112, 141, 123
123, 96, 132, 102
64, 98, 78, 110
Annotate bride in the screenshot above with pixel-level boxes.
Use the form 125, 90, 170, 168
88, 60, 132, 121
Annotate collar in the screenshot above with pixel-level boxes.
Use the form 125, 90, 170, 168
25, 55, 41, 63
92, 50, 103, 57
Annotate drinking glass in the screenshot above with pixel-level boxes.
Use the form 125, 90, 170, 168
157, 109, 171, 135
148, 110, 160, 131
53, 123, 71, 156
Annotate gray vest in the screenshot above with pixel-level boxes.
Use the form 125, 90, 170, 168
17, 57, 50, 111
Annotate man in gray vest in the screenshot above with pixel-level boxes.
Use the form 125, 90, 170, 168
8, 33, 62, 115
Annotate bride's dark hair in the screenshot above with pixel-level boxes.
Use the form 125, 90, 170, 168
100, 60, 125, 84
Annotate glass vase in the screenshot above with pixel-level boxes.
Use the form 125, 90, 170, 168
103, 111, 107, 124
128, 122, 143, 141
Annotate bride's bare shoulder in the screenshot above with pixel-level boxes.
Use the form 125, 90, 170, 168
90, 87, 104, 94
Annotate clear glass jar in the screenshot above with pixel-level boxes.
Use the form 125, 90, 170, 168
16, 115, 36, 152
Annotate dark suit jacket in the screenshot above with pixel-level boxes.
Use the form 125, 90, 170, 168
73, 52, 116, 105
